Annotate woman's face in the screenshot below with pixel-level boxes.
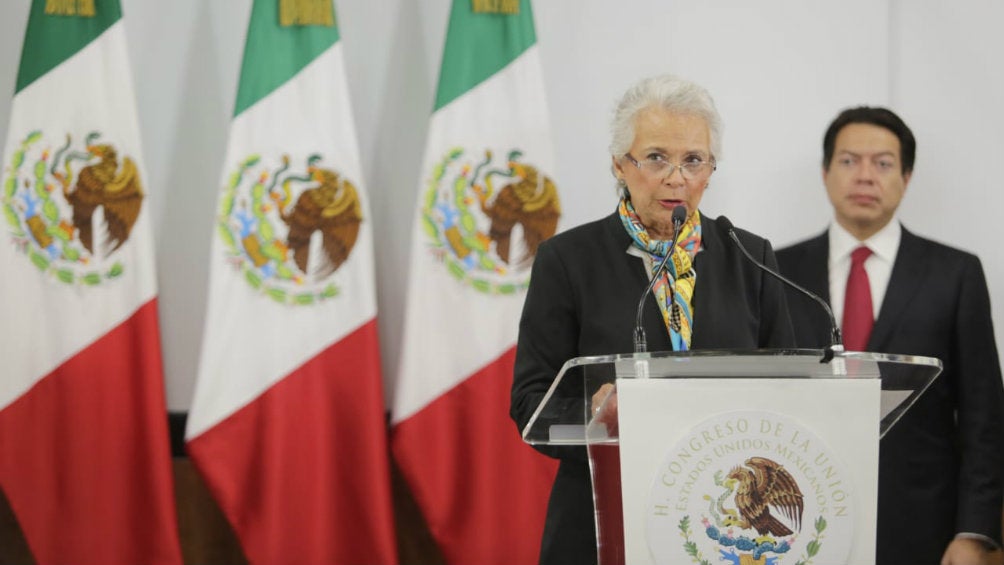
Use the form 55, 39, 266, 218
613, 107, 714, 240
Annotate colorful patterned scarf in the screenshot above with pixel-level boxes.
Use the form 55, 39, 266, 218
618, 198, 701, 350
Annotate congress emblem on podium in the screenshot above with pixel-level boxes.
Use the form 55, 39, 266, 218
647, 411, 854, 565
218, 153, 361, 305
421, 147, 560, 294
3, 130, 143, 286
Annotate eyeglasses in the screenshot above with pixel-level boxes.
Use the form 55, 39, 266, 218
623, 153, 716, 181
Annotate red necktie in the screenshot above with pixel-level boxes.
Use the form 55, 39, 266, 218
842, 246, 874, 351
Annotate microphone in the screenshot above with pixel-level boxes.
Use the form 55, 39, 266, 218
715, 216, 843, 362
633, 205, 688, 353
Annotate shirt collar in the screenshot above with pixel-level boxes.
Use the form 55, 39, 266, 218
828, 218, 901, 263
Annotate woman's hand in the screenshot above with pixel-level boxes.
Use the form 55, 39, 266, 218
590, 383, 619, 436
940, 538, 1000, 565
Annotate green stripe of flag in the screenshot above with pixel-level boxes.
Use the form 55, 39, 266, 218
434, 0, 536, 112
234, 0, 341, 118
16, 0, 122, 94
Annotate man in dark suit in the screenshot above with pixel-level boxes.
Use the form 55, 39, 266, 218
776, 106, 1004, 565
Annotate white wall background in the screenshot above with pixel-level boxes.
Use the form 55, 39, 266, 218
1, 1, 1001, 410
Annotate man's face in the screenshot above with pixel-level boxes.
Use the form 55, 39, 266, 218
823, 122, 911, 240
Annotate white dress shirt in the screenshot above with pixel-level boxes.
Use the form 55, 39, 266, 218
827, 220, 901, 325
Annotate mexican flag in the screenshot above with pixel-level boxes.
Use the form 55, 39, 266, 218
390, 1, 560, 563
0, 1, 181, 564
185, 1, 397, 564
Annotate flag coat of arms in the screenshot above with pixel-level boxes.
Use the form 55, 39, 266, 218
185, 1, 397, 564
391, 1, 560, 563
0, 1, 182, 564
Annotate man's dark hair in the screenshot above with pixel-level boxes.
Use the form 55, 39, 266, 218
822, 106, 916, 174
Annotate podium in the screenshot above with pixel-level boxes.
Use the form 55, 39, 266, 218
521, 349, 941, 565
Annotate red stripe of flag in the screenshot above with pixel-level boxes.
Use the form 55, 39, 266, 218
187, 319, 397, 565
392, 347, 558, 565
0, 299, 182, 565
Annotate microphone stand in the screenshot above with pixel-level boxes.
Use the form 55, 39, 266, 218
633, 206, 688, 353
716, 216, 843, 363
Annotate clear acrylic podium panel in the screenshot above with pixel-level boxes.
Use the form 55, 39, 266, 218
520, 349, 943, 446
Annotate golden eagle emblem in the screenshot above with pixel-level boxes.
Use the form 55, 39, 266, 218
473, 150, 560, 268
725, 457, 805, 537
217, 153, 361, 306
271, 155, 361, 278
2, 130, 141, 286
57, 133, 144, 256
421, 147, 561, 294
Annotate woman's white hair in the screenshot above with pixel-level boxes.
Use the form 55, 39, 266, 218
608, 74, 723, 161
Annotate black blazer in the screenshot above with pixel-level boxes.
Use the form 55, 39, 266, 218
511, 211, 795, 565
776, 227, 1004, 565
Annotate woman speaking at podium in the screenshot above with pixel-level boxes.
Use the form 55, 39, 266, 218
510, 74, 796, 565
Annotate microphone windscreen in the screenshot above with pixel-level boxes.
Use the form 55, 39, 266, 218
672, 205, 688, 225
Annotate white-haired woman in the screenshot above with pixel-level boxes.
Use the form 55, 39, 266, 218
510, 74, 795, 565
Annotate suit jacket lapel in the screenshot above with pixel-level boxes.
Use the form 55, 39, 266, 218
800, 233, 831, 302
868, 227, 927, 350
690, 213, 716, 349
